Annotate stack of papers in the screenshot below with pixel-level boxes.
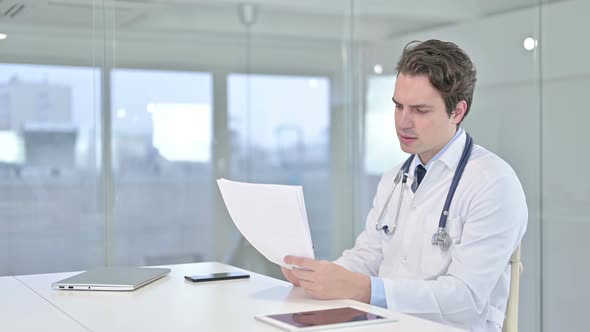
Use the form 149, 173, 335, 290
217, 178, 315, 268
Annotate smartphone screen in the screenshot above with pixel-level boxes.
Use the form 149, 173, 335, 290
184, 272, 250, 282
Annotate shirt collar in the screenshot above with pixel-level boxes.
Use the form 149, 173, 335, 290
411, 127, 465, 172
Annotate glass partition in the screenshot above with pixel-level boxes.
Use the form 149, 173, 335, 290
110, 69, 213, 266
540, 1, 590, 330
0, 1, 102, 276
353, 1, 542, 331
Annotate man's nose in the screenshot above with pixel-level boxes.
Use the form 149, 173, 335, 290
397, 110, 413, 128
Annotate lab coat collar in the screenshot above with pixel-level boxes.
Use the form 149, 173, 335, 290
436, 129, 467, 172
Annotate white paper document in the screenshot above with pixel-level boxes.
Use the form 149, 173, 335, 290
217, 178, 314, 268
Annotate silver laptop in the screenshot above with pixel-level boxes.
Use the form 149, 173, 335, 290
52, 267, 170, 291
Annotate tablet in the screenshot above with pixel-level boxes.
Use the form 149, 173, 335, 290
255, 307, 396, 331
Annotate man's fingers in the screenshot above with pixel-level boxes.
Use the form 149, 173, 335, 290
300, 281, 323, 300
299, 279, 315, 291
290, 267, 315, 282
284, 256, 319, 270
281, 266, 302, 286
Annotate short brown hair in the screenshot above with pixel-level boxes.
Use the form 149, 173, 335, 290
396, 39, 477, 122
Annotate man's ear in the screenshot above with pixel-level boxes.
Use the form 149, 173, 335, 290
452, 100, 467, 124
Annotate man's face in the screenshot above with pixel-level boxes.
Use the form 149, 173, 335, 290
393, 73, 463, 164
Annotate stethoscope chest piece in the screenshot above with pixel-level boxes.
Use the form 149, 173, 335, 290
431, 227, 451, 250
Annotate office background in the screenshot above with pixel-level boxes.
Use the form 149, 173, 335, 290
0, 0, 586, 331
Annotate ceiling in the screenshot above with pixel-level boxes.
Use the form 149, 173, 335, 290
0, 0, 560, 42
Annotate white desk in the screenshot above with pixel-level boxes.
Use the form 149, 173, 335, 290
0, 276, 87, 332
13, 262, 464, 331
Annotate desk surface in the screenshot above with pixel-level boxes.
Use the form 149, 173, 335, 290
12, 262, 464, 332
0, 276, 87, 332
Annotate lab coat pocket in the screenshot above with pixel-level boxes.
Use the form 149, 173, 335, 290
420, 217, 464, 279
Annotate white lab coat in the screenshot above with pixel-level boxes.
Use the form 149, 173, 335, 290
334, 131, 528, 332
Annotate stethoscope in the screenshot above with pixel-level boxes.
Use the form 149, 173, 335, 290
375, 133, 473, 251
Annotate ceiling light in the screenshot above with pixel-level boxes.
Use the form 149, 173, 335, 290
373, 64, 383, 74
0, 33, 7, 40
523, 37, 537, 51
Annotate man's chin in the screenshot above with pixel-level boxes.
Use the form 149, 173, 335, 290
399, 143, 416, 155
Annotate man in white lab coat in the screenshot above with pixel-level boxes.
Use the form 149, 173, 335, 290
282, 39, 528, 332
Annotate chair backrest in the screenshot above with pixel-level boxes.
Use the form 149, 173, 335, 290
503, 245, 523, 332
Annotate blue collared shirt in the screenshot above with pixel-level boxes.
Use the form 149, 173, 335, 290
369, 127, 464, 308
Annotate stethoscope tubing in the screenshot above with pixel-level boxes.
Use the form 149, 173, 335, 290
375, 133, 474, 248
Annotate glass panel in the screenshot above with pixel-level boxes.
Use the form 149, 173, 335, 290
213, 2, 354, 278
541, 1, 590, 330
227, 74, 331, 272
0, 63, 101, 276
355, 1, 541, 331
110, 69, 213, 266
364, 75, 408, 176
104, 1, 354, 279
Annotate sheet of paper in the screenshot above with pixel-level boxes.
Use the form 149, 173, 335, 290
217, 178, 314, 268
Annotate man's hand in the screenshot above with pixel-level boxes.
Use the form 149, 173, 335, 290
281, 266, 301, 286
283, 256, 371, 303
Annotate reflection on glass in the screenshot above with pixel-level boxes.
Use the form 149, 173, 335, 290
228, 74, 330, 181
111, 69, 212, 172
0, 64, 99, 171
0, 63, 101, 276
0, 131, 24, 164
111, 68, 214, 266
364, 75, 408, 175
227, 73, 332, 259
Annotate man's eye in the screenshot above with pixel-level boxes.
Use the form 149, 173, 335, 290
394, 104, 402, 110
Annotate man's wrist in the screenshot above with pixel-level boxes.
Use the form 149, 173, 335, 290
353, 273, 371, 303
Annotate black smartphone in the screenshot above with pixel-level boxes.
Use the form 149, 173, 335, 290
184, 271, 250, 283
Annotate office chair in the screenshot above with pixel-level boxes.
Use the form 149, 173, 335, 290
503, 245, 523, 332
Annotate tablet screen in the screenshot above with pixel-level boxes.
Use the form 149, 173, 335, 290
265, 307, 385, 328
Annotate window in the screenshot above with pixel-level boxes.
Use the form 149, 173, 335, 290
0, 63, 101, 276
110, 69, 214, 266
227, 74, 332, 259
